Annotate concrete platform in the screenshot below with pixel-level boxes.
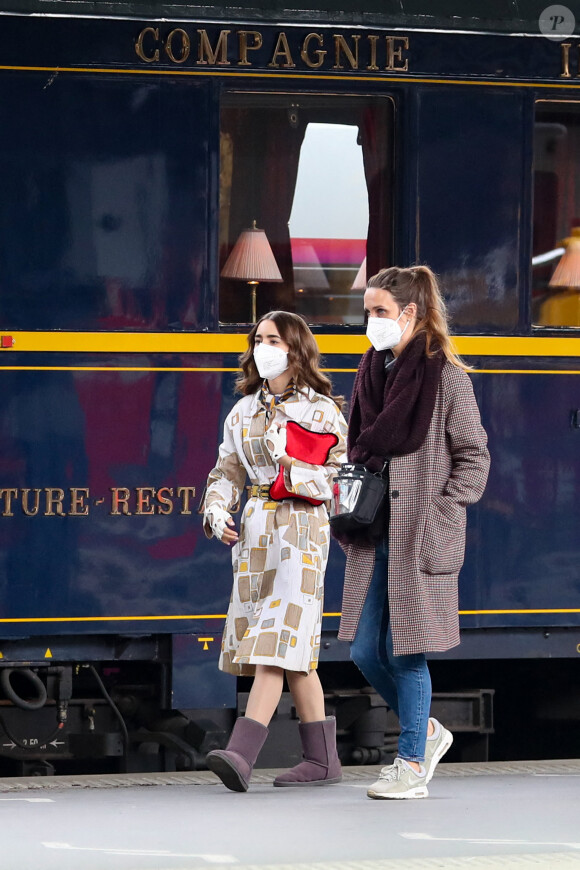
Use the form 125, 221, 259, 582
0, 760, 578, 870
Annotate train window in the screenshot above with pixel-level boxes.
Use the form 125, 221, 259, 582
532, 102, 580, 328
0, 79, 209, 332
219, 94, 394, 325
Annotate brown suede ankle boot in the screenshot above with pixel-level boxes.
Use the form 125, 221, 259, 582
206, 716, 268, 792
273, 716, 342, 787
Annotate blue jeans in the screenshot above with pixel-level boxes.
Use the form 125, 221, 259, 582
350, 538, 431, 763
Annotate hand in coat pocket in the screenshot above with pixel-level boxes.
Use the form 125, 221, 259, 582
418, 495, 466, 575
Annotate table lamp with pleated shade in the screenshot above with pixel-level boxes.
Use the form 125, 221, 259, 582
221, 221, 283, 322
549, 227, 580, 289
351, 256, 367, 291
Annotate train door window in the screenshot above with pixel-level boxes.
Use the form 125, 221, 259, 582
532, 101, 580, 328
219, 94, 394, 324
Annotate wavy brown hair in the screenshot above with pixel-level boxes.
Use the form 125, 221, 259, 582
367, 265, 470, 370
235, 311, 344, 409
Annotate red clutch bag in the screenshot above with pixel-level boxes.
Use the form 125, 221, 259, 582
269, 420, 338, 506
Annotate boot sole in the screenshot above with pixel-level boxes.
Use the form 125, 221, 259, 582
273, 775, 342, 788
206, 751, 249, 793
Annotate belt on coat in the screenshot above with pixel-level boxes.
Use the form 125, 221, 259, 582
246, 484, 272, 500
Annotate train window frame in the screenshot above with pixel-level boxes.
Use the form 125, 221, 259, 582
217, 90, 396, 328
531, 98, 580, 332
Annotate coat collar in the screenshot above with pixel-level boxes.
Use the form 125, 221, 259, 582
247, 384, 317, 418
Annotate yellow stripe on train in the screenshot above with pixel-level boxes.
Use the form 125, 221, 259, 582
1, 332, 580, 357
0, 608, 578, 624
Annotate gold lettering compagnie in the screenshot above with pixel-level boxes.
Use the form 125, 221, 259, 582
135, 27, 410, 72
0, 487, 196, 517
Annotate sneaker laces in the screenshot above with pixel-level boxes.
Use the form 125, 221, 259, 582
377, 757, 405, 783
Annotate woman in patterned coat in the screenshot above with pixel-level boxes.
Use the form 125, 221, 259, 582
338, 266, 490, 800
202, 311, 347, 792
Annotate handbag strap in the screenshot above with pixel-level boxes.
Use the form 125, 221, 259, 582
377, 457, 391, 478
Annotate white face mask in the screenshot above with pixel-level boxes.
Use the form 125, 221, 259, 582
366, 309, 409, 352
253, 342, 289, 380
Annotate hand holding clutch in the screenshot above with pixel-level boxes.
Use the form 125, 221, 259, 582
269, 420, 339, 506
265, 424, 288, 463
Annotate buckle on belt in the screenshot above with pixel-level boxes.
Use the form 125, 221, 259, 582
247, 484, 272, 500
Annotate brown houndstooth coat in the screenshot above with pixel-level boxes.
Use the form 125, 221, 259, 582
337, 361, 490, 656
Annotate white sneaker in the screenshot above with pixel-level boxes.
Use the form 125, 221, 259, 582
367, 757, 429, 800
424, 718, 453, 783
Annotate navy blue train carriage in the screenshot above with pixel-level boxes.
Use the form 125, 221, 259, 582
0, 1, 578, 774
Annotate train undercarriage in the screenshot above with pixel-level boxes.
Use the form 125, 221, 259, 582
0, 634, 576, 777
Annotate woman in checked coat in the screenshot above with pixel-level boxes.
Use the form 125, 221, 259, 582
202, 310, 347, 792
338, 265, 490, 800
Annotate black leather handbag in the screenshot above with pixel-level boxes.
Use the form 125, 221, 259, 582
329, 462, 390, 536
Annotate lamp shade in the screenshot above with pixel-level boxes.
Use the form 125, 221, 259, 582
351, 256, 367, 291
549, 228, 580, 289
292, 243, 330, 291
221, 223, 283, 283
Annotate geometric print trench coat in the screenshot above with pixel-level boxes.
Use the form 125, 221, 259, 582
338, 362, 490, 656
203, 385, 347, 675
